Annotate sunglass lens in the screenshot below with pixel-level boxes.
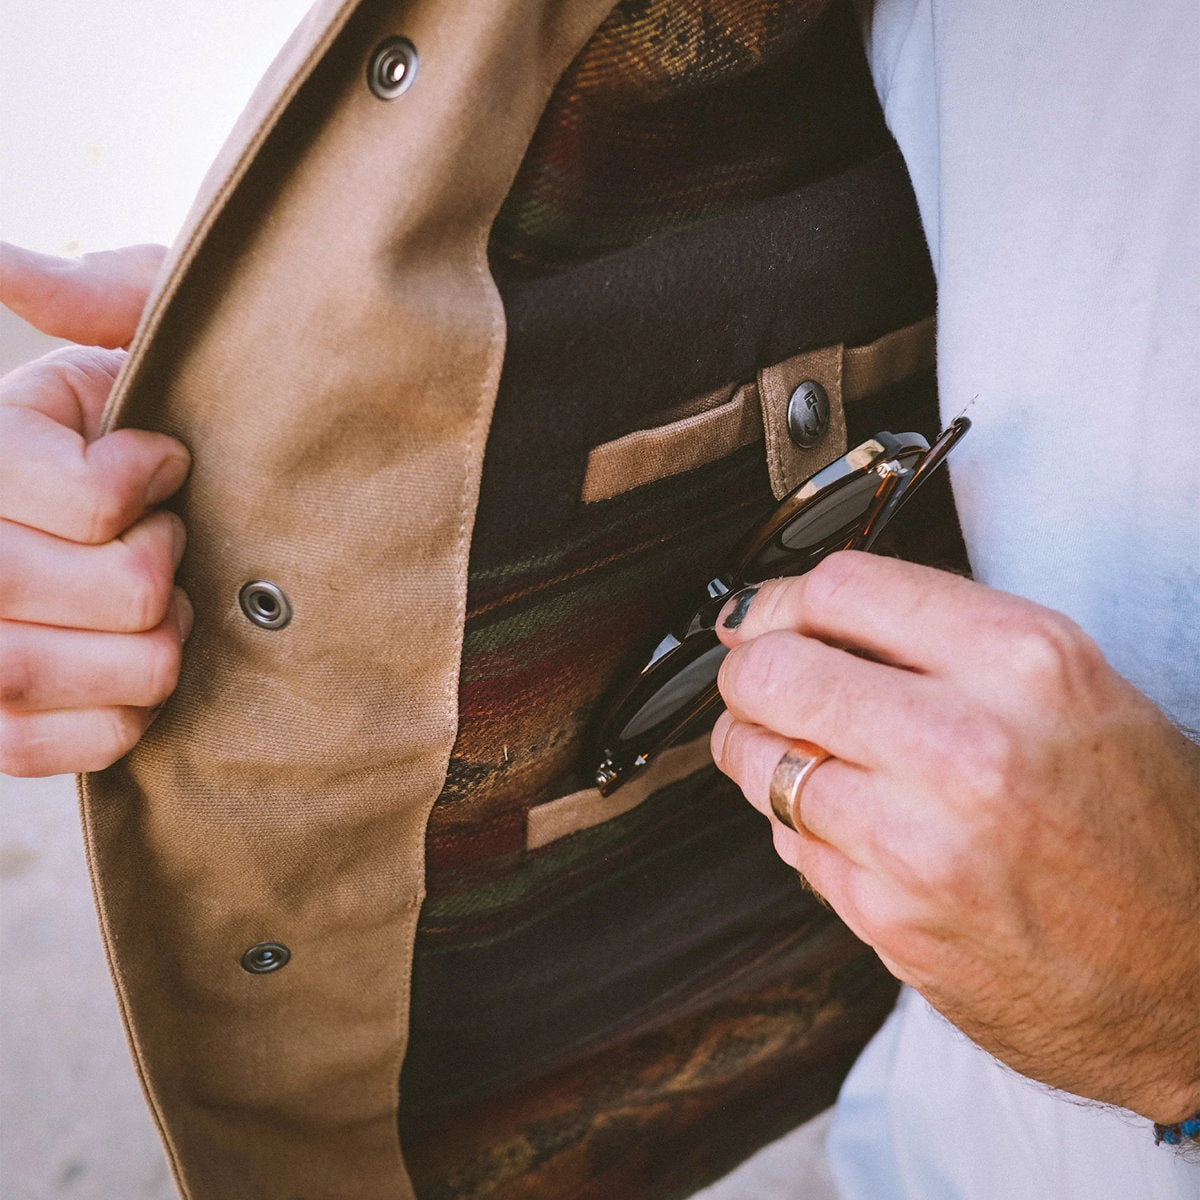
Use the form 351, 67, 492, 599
617, 640, 728, 741
746, 447, 925, 578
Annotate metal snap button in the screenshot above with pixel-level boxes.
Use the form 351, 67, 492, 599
786, 380, 831, 449
239, 581, 292, 630
241, 942, 291, 974
367, 37, 418, 99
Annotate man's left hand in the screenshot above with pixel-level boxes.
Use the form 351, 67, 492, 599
711, 550, 1200, 1124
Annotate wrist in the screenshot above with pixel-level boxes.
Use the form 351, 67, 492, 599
1140, 1066, 1200, 1129
1139, 1072, 1200, 1128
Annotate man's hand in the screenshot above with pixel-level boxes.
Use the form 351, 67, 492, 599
711, 551, 1200, 1124
0, 242, 193, 776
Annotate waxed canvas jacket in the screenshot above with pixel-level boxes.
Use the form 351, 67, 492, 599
81, 1, 956, 1197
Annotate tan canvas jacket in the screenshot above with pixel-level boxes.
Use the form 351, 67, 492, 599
84, 3, 663, 1195
81, 1, 941, 1196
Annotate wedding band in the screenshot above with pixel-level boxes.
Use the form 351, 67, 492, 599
768, 739, 830, 833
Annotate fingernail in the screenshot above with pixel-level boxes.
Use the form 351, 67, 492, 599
167, 514, 187, 566
710, 710, 733, 769
145, 451, 190, 507
721, 586, 759, 630
173, 590, 194, 642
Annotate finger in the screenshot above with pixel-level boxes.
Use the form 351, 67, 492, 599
0, 589, 192, 712
711, 709, 792, 820
711, 709, 878, 851
0, 404, 190, 541
0, 344, 126, 438
711, 710, 867, 926
717, 627, 938, 768
0, 705, 154, 777
717, 551, 1012, 677
0, 242, 166, 348
0, 509, 185, 631
711, 715, 957, 980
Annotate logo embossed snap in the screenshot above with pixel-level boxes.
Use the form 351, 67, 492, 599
786, 380, 831, 448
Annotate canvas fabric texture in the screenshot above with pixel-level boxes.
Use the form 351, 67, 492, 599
79, 0, 964, 1197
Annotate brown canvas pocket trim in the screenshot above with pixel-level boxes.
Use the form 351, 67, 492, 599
757, 342, 847, 499
579, 384, 761, 503
844, 314, 936, 398
526, 734, 714, 850
580, 315, 935, 504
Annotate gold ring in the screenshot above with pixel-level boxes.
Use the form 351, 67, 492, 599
768, 740, 830, 833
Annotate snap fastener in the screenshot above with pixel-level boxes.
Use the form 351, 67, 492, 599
239, 581, 291, 630
367, 37, 418, 99
241, 942, 291, 974
786, 380, 830, 448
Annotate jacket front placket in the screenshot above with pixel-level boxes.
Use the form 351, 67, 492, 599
79, 0, 617, 1195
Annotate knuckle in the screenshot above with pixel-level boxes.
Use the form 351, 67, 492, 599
728, 637, 771, 698
850, 887, 910, 952
0, 630, 34, 708
802, 551, 864, 614
143, 630, 183, 704
715, 717, 755, 781
0, 527, 25, 608
99, 708, 143, 766
39, 347, 125, 404
0, 714, 34, 776
868, 819, 931, 892
73, 479, 131, 545
955, 712, 1020, 809
63, 345, 126, 381
915, 704, 1015, 808
118, 536, 175, 631
867, 806, 974, 901
998, 606, 1098, 699
734, 630, 804, 707
912, 831, 976, 899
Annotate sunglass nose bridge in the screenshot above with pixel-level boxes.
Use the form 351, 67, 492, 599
683, 575, 735, 639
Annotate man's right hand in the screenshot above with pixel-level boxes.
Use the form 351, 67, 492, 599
0, 242, 192, 776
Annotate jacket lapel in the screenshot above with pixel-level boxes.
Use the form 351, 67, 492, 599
82, 1, 617, 1196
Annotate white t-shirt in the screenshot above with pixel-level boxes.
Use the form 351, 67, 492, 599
829, 1, 1200, 1196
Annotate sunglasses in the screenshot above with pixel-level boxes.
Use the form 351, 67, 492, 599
590, 417, 970, 795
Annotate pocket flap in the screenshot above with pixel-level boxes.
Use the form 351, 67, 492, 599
757, 343, 847, 499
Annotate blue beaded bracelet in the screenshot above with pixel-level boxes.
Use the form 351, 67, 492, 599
1153, 1111, 1200, 1146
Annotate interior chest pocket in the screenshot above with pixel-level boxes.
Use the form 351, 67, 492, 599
505, 316, 937, 850
580, 316, 935, 508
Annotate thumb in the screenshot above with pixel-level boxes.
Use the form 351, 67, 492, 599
0, 242, 167, 349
